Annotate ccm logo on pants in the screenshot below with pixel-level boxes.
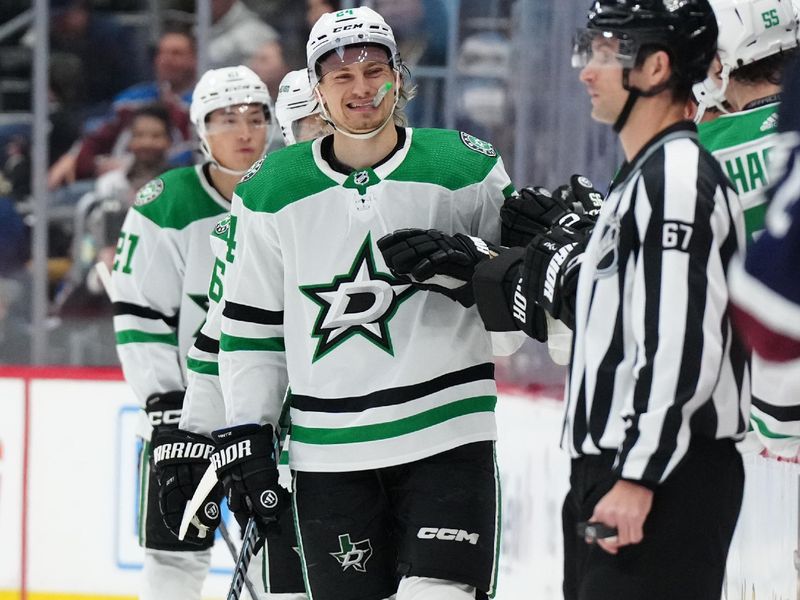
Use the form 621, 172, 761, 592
417, 527, 479, 545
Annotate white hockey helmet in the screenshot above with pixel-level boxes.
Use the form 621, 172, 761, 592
306, 7, 400, 89
693, 0, 798, 116
190, 65, 273, 170
275, 69, 321, 145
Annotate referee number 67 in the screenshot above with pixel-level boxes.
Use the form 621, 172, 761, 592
662, 221, 693, 251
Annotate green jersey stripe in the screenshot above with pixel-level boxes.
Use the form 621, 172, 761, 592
291, 395, 497, 445
220, 333, 286, 352
502, 183, 516, 199
187, 357, 219, 376
751, 414, 793, 439
116, 330, 178, 346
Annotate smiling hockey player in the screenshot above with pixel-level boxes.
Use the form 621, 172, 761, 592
209, 7, 515, 600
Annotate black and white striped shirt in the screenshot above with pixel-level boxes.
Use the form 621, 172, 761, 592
564, 122, 751, 486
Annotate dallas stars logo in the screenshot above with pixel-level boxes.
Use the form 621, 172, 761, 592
330, 533, 373, 573
300, 234, 416, 362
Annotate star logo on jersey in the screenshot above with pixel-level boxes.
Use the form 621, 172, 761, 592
330, 533, 373, 573
188, 294, 210, 337
300, 234, 416, 362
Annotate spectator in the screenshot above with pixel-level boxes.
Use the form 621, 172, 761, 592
56, 105, 172, 315
47, 24, 197, 189
0, 196, 30, 277
94, 104, 172, 203
306, 0, 340, 28
208, 0, 280, 68
247, 39, 290, 99
22, 0, 146, 107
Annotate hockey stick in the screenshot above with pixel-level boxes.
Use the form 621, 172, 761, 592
227, 517, 260, 600
179, 463, 218, 540
218, 520, 260, 600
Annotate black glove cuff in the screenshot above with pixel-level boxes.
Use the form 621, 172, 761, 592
211, 424, 276, 471
152, 429, 215, 466
145, 390, 185, 431
473, 247, 525, 331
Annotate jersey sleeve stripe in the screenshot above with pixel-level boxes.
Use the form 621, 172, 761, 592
116, 330, 179, 346
223, 301, 283, 325
219, 333, 285, 352
752, 395, 800, 423
113, 301, 179, 327
291, 363, 495, 413
291, 395, 496, 445
194, 332, 220, 354
751, 413, 795, 439
187, 357, 220, 376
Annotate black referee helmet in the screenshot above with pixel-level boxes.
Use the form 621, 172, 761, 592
586, 0, 718, 86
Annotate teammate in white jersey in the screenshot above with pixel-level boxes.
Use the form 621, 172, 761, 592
210, 7, 514, 600
179, 68, 325, 600
694, 0, 797, 238
695, 0, 800, 456
111, 65, 271, 600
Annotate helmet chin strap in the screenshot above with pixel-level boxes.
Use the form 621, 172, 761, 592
316, 71, 401, 141
613, 68, 673, 133
613, 70, 639, 134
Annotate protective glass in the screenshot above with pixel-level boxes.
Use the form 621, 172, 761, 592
571, 29, 640, 70
318, 44, 394, 84
204, 104, 271, 136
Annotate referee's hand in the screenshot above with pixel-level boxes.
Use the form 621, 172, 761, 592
588, 480, 653, 554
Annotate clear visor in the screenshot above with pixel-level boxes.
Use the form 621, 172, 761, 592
204, 104, 271, 136
571, 28, 640, 70
317, 44, 394, 81
291, 114, 331, 144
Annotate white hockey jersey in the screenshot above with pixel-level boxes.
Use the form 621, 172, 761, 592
219, 128, 515, 472
112, 164, 230, 435
181, 216, 231, 438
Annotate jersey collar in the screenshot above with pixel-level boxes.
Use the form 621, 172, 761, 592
610, 121, 698, 194
311, 126, 413, 185
197, 163, 232, 209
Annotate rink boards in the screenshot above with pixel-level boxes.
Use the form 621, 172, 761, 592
0, 368, 796, 600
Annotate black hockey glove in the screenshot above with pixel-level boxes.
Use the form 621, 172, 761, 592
144, 390, 184, 432
211, 424, 284, 536
151, 428, 223, 544
377, 228, 499, 307
520, 223, 590, 329
554, 174, 604, 219
501, 174, 603, 247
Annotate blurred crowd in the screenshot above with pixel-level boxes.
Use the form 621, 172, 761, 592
0, 0, 521, 365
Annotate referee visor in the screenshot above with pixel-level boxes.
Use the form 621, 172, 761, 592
571, 29, 641, 70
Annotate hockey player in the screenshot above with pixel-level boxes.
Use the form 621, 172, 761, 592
175, 71, 329, 600
274, 69, 330, 146
694, 0, 797, 240
694, 0, 800, 457
111, 65, 272, 600
210, 7, 514, 600
381, 1, 750, 598
730, 56, 800, 455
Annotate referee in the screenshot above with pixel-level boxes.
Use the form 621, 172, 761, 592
378, 0, 751, 598
524, 1, 749, 598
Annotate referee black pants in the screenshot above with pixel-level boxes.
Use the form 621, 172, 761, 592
562, 438, 744, 600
